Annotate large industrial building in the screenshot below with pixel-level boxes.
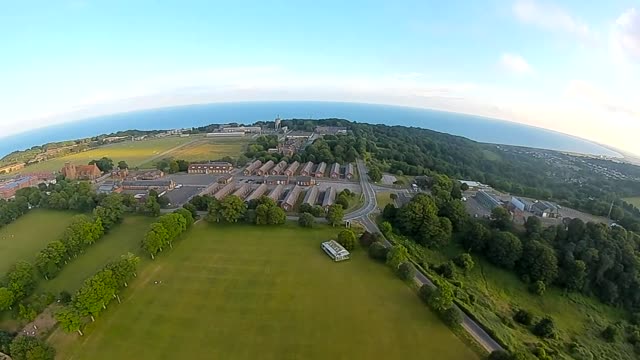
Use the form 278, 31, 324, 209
476, 189, 503, 210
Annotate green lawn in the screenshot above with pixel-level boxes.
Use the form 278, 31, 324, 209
624, 196, 640, 209
411, 239, 633, 359
0, 210, 77, 274
49, 223, 478, 360
37, 216, 155, 294
140, 137, 249, 167
13, 137, 195, 174
376, 191, 395, 209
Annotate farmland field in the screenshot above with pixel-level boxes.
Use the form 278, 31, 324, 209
0, 210, 77, 274
140, 137, 249, 167
37, 216, 155, 294
12, 137, 195, 174
624, 196, 640, 209
49, 223, 477, 360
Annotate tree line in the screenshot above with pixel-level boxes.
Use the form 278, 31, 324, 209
55, 253, 140, 336
141, 209, 194, 259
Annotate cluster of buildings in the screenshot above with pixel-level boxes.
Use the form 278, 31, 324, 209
98, 169, 174, 195
0, 174, 55, 199
471, 185, 561, 219
187, 162, 233, 174
61, 163, 102, 181
243, 160, 354, 180
0, 162, 25, 175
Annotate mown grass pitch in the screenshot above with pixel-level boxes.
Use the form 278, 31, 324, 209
0, 210, 77, 274
12, 137, 194, 174
140, 137, 249, 166
50, 223, 477, 360
37, 216, 155, 295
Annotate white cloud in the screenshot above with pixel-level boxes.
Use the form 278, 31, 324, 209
513, 0, 593, 41
500, 53, 533, 74
611, 8, 640, 63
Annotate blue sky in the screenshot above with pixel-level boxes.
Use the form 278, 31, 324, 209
1, 0, 639, 154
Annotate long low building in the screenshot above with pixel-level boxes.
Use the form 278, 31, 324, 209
213, 181, 236, 200
345, 163, 355, 179
188, 162, 233, 174
121, 179, 175, 191
244, 160, 262, 175
284, 161, 300, 176
265, 175, 289, 185
302, 187, 319, 206
322, 187, 336, 208
270, 160, 288, 175
282, 185, 302, 211
330, 163, 340, 178
0, 176, 40, 199
321, 240, 350, 261
232, 183, 251, 198
257, 160, 275, 176
268, 184, 284, 201
300, 161, 314, 176
245, 183, 268, 202
314, 162, 327, 177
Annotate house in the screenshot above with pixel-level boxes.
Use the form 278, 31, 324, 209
300, 161, 315, 176
330, 163, 341, 179
270, 160, 288, 175
314, 162, 327, 178
296, 176, 316, 186
282, 185, 302, 211
61, 163, 102, 180
121, 179, 175, 191
265, 175, 289, 185
475, 189, 503, 210
214, 181, 236, 200
345, 163, 355, 180
232, 183, 251, 199
0, 162, 25, 174
245, 183, 268, 202
244, 160, 262, 175
188, 162, 233, 174
322, 187, 336, 208
284, 161, 300, 176
218, 174, 234, 184
257, 160, 275, 176
267, 184, 284, 201
321, 240, 350, 261
531, 201, 560, 218
302, 187, 319, 206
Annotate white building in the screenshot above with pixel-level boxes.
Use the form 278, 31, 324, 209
321, 240, 350, 262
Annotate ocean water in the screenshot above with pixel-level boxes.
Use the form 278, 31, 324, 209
0, 101, 620, 158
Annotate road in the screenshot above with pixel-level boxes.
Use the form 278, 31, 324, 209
351, 159, 503, 354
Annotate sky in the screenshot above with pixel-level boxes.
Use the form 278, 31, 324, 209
1, 0, 639, 154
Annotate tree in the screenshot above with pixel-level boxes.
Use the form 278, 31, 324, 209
440, 199, 468, 231
442, 306, 463, 327
423, 281, 455, 312
0, 287, 14, 311
359, 232, 375, 247
0, 330, 13, 355
267, 206, 286, 225
490, 207, 511, 230
398, 262, 415, 281
486, 231, 522, 269
337, 229, 357, 251
117, 161, 129, 170
462, 222, 490, 253
142, 223, 168, 259
453, 253, 475, 272
368, 166, 382, 182
326, 204, 344, 226
89, 157, 114, 173
601, 325, 618, 342
174, 208, 195, 228
561, 259, 587, 292
298, 212, 315, 228
9, 336, 55, 360
488, 350, 513, 360
183, 203, 198, 219
369, 242, 389, 261
513, 309, 534, 325
386, 244, 409, 270
524, 216, 542, 237
56, 307, 85, 336
396, 193, 450, 248
460, 183, 469, 191
379, 221, 392, 235
336, 194, 349, 210
6, 261, 35, 302
299, 203, 313, 214
157, 195, 170, 208
517, 241, 558, 284
311, 205, 325, 217
168, 160, 180, 174
219, 195, 246, 223
533, 316, 556, 338
530, 280, 546, 295
382, 204, 397, 222
144, 196, 161, 217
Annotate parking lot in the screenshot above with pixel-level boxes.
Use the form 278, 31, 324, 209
164, 186, 202, 208
166, 173, 217, 186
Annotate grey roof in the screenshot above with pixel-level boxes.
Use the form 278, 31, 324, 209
315, 162, 327, 174
268, 184, 284, 200
245, 183, 268, 201
122, 180, 172, 187
330, 162, 340, 175
322, 187, 336, 207
297, 176, 314, 183
266, 175, 289, 182
303, 187, 319, 205
345, 163, 354, 174
301, 161, 314, 174
283, 185, 302, 206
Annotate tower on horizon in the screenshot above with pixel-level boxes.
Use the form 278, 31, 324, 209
275, 116, 281, 130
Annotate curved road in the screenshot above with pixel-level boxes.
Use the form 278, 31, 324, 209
349, 159, 503, 354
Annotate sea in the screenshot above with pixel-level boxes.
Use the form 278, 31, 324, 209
0, 101, 621, 158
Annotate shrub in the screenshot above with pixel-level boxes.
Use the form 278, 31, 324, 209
532, 316, 556, 339
601, 325, 618, 342
629, 328, 640, 344
529, 280, 546, 296
435, 262, 456, 279
298, 212, 315, 228
337, 229, 357, 251
368, 242, 389, 261
359, 232, 375, 247
441, 306, 463, 327
58, 291, 72, 304
453, 253, 475, 272
398, 262, 415, 281
488, 350, 512, 360
418, 284, 435, 304
513, 309, 534, 326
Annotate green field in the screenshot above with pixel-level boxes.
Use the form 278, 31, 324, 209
140, 137, 249, 166
0, 210, 77, 274
13, 137, 195, 174
376, 191, 395, 209
49, 223, 477, 360
624, 196, 640, 209
412, 239, 632, 359
37, 216, 155, 294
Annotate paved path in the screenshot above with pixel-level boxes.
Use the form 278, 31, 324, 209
349, 159, 503, 354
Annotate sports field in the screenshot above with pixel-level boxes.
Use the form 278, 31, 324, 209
37, 216, 155, 294
140, 137, 249, 166
0, 210, 76, 274
13, 137, 195, 174
49, 223, 477, 360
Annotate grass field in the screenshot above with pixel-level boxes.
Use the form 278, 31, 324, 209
624, 196, 640, 209
37, 216, 155, 295
411, 239, 633, 359
49, 223, 478, 360
0, 210, 77, 274
376, 191, 394, 209
140, 137, 249, 167
12, 137, 195, 174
